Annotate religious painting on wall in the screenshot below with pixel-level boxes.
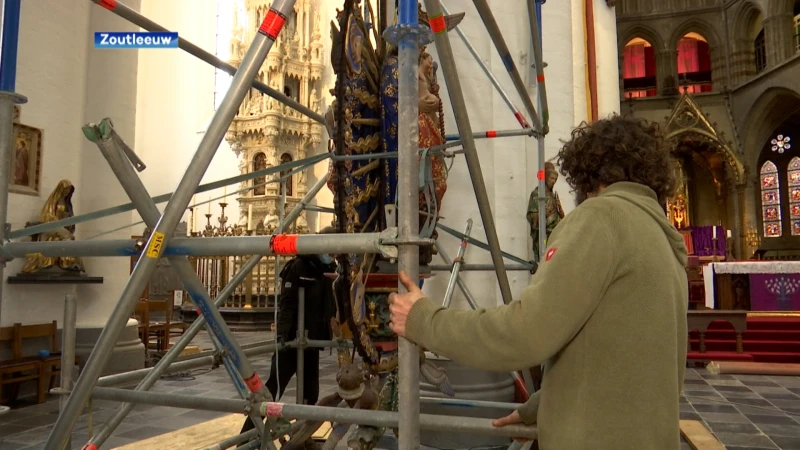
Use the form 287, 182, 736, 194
9, 123, 43, 196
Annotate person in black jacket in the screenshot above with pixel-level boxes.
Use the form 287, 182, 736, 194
241, 227, 337, 434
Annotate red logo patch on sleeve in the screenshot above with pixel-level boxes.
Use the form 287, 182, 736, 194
545, 248, 557, 262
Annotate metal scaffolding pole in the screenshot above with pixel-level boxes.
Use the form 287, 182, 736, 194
0, 91, 26, 338
444, 128, 537, 141
8, 152, 329, 241
470, 0, 544, 135
89, 0, 324, 125
1, 231, 397, 259
87, 388, 538, 440
42, 3, 297, 447
422, 0, 514, 307
386, 1, 425, 447
440, 2, 530, 129
526, 0, 549, 131
442, 219, 472, 308
295, 287, 305, 405
429, 264, 531, 272
0, 0, 27, 417
83, 120, 269, 448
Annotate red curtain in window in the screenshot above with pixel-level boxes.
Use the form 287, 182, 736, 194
697, 40, 710, 72
644, 46, 656, 77
623, 44, 646, 79
678, 39, 699, 74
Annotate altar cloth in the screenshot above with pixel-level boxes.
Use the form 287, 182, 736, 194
703, 262, 800, 310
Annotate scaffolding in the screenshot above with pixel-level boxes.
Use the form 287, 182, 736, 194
0, 0, 551, 448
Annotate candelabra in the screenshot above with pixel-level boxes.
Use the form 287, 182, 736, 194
746, 225, 761, 259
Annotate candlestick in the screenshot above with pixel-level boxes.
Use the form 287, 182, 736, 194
223, 186, 227, 202
247, 205, 253, 230
207, 198, 211, 214
726, 229, 732, 238
712, 226, 717, 240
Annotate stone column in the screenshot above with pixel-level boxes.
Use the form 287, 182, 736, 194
730, 38, 756, 85
736, 183, 747, 259
764, 13, 795, 67
656, 49, 679, 96
709, 45, 727, 90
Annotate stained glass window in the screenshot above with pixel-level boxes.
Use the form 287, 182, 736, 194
761, 161, 782, 237
771, 134, 792, 153
789, 157, 800, 236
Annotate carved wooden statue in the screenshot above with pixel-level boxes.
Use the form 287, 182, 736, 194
527, 162, 565, 261
22, 180, 85, 274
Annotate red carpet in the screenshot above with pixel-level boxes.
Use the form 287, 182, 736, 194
689, 316, 800, 364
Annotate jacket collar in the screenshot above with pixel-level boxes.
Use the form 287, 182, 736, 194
600, 182, 658, 202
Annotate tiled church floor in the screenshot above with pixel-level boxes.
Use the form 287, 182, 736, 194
1, 333, 800, 450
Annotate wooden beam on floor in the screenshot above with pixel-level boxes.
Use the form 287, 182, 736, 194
680, 420, 725, 450
708, 361, 800, 376
111, 415, 334, 450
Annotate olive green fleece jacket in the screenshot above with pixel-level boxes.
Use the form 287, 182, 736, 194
406, 182, 689, 450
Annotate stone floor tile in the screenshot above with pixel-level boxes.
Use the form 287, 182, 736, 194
699, 412, 753, 423
768, 435, 800, 450
714, 433, 779, 448
757, 424, 800, 438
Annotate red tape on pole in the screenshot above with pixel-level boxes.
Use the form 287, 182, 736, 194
429, 14, 447, 34
485, 130, 497, 138
245, 373, 263, 393
271, 234, 298, 255
537, 170, 545, 181
98, 0, 117, 10
514, 112, 530, 129
537, 74, 545, 83
81, 444, 99, 450
259, 9, 287, 40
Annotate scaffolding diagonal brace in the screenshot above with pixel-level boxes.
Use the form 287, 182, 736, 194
422, 0, 514, 306
82, 119, 270, 448
42, 3, 297, 448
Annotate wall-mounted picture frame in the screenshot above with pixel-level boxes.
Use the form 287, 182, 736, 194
10, 123, 43, 196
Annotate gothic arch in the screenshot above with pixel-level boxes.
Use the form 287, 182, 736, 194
668, 19, 722, 51
742, 87, 800, 174
664, 93, 746, 184
731, 0, 765, 41
618, 24, 666, 52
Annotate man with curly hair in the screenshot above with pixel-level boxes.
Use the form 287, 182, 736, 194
388, 115, 689, 449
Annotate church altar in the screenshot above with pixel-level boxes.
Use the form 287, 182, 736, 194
703, 261, 800, 311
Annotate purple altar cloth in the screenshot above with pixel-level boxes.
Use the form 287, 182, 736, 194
750, 273, 800, 311
686, 225, 726, 257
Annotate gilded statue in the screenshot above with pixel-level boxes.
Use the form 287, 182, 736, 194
527, 162, 565, 262
22, 180, 85, 274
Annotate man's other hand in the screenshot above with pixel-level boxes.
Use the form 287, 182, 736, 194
492, 410, 530, 443
388, 271, 425, 337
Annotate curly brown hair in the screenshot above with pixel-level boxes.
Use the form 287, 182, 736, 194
556, 114, 677, 204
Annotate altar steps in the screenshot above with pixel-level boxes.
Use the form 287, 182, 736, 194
688, 316, 800, 364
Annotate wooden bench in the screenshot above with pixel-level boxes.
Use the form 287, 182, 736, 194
686, 310, 754, 363
133, 297, 185, 352
1, 321, 78, 404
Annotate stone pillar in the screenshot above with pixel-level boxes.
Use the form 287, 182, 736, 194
736, 183, 747, 259
764, 13, 795, 67
657, 49, 679, 96
730, 38, 756, 85
709, 45, 727, 90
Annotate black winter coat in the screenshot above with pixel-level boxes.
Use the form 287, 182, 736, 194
275, 255, 336, 344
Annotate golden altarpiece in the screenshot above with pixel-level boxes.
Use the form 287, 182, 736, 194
660, 92, 746, 261
181, 0, 326, 330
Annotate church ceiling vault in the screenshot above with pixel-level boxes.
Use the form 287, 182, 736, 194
665, 92, 747, 184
